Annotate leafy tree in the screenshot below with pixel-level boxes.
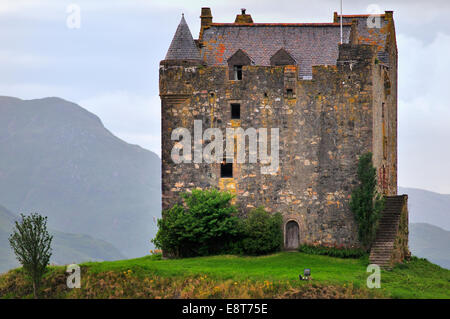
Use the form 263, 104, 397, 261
238, 207, 283, 255
152, 189, 239, 257
9, 213, 53, 298
349, 153, 385, 250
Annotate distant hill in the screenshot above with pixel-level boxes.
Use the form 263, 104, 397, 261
0, 204, 125, 274
0, 96, 161, 258
409, 223, 450, 269
399, 187, 450, 231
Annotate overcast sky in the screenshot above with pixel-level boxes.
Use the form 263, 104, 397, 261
0, 0, 449, 194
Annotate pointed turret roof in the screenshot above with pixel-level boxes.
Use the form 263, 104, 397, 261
165, 14, 201, 61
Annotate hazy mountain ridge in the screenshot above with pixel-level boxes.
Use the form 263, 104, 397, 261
399, 186, 450, 231
409, 223, 450, 269
399, 186, 450, 269
0, 96, 161, 259
0, 204, 125, 274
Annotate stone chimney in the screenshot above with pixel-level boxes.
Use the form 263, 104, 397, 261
235, 8, 253, 24
384, 10, 393, 21
200, 7, 213, 27
350, 19, 359, 45
199, 7, 213, 45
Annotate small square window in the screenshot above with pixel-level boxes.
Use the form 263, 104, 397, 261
286, 89, 294, 98
231, 103, 240, 119
221, 158, 233, 178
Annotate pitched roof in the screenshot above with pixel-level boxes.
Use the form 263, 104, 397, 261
200, 12, 395, 77
201, 23, 352, 78
165, 14, 201, 61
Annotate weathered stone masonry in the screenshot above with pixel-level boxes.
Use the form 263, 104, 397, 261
160, 8, 404, 251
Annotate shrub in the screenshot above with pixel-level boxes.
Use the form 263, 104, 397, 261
349, 152, 384, 250
238, 207, 283, 256
152, 189, 239, 257
298, 244, 367, 259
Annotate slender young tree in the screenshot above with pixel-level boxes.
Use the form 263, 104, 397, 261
9, 213, 53, 298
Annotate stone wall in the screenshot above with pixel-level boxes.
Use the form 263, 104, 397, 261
160, 42, 397, 248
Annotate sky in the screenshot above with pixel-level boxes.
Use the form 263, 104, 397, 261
0, 0, 449, 194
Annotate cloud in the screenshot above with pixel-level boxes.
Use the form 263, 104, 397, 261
398, 32, 450, 193
0, 50, 51, 68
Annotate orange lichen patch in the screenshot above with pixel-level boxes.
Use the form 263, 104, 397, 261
284, 65, 297, 72
219, 178, 237, 204
216, 43, 226, 64
230, 119, 241, 127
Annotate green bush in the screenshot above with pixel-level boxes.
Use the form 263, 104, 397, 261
151, 189, 239, 257
238, 207, 283, 256
298, 244, 367, 259
349, 152, 384, 250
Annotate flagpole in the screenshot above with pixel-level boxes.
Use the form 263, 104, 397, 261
340, 0, 343, 44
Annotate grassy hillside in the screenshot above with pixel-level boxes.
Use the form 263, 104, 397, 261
0, 204, 125, 274
1, 252, 448, 299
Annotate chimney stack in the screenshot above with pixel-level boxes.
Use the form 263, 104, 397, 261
384, 10, 393, 21
235, 8, 253, 24
200, 7, 213, 27
350, 19, 359, 45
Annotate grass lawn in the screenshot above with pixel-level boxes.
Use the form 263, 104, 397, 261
81, 252, 450, 299
1, 252, 449, 298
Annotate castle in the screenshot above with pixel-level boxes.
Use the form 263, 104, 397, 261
160, 8, 408, 267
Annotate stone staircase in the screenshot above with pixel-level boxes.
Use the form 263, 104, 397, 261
369, 195, 408, 268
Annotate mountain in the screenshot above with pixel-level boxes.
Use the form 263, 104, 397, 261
0, 204, 125, 274
0, 96, 161, 258
409, 223, 450, 269
399, 187, 450, 231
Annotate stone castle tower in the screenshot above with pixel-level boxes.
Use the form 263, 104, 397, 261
160, 8, 408, 266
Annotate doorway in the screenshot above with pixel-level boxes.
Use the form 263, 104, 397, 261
285, 220, 299, 249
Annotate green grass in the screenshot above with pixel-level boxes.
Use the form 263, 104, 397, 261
81, 252, 450, 298
2, 252, 449, 298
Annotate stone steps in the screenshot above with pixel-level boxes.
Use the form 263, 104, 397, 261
369, 195, 406, 268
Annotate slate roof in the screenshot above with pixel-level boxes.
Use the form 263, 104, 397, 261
201, 23, 352, 78
165, 15, 201, 61
200, 13, 394, 77
339, 14, 391, 64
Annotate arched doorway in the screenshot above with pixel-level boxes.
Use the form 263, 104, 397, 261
285, 220, 299, 249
